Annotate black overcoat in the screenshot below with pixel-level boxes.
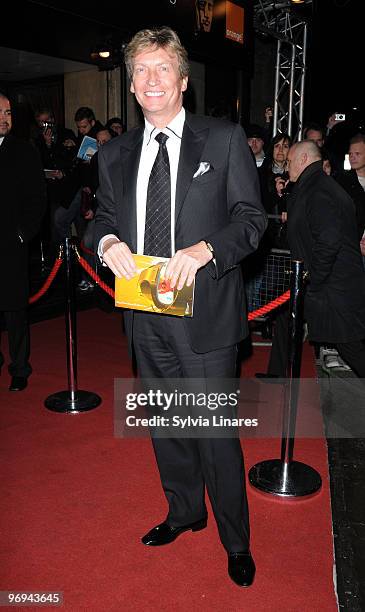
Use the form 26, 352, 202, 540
287, 161, 365, 343
0, 135, 46, 310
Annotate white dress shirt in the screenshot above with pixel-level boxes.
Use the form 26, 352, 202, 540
98, 107, 185, 259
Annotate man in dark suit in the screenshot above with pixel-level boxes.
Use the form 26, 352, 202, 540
286, 140, 365, 375
0, 91, 46, 391
94, 27, 267, 587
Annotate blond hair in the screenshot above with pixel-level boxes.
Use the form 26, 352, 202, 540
124, 27, 189, 80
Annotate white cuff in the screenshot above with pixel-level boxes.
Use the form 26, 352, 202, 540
98, 234, 119, 265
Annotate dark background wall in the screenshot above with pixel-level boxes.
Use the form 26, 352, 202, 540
3, 0, 364, 134
3, 0, 254, 128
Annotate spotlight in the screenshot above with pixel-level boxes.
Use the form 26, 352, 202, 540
90, 38, 128, 71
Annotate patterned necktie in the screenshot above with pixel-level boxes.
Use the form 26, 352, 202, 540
143, 132, 171, 258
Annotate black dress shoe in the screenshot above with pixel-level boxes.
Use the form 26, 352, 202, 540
9, 376, 28, 392
255, 372, 283, 384
228, 552, 256, 587
141, 517, 207, 546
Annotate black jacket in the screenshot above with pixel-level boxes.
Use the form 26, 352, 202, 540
335, 169, 365, 239
287, 161, 365, 343
0, 135, 46, 310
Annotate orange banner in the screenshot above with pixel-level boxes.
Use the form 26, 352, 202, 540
225, 1, 244, 44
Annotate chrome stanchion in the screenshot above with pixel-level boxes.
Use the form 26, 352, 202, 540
45, 238, 101, 413
249, 260, 322, 497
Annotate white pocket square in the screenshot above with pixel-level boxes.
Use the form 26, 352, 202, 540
193, 162, 211, 178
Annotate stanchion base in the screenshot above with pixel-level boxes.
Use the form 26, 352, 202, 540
45, 390, 101, 413
249, 459, 322, 497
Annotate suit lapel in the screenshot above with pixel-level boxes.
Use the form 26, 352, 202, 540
175, 116, 209, 222
118, 127, 144, 253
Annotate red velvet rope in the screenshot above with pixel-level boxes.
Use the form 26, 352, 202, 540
247, 290, 290, 320
76, 252, 115, 299
28, 257, 63, 304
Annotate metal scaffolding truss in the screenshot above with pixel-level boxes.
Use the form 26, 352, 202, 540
254, 1, 312, 140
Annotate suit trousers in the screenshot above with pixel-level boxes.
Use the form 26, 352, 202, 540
267, 305, 289, 377
132, 311, 250, 553
0, 309, 32, 377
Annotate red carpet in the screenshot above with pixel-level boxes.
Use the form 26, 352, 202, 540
0, 309, 337, 611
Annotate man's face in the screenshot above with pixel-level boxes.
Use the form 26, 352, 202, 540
110, 122, 123, 136
306, 129, 324, 148
349, 141, 365, 174
196, 0, 214, 32
286, 145, 303, 182
130, 45, 188, 127
76, 118, 95, 135
247, 137, 264, 156
0, 96, 12, 137
96, 129, 112, 146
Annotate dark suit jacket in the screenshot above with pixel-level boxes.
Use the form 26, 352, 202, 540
0, 135, 47, 310
95, 112, 267, 353
335, 169, 365, 239
287, 161, 365, 343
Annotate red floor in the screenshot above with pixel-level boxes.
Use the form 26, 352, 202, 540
0, 309, 337, 611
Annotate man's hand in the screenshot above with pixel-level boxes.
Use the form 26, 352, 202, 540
165, 241, 213, 290
43, 128, 53, 147
84, 209, 94, 220
264, 106, 273, 123
275, 175, 289, 197
102, 239, 137, 279
46, 169, 63, 180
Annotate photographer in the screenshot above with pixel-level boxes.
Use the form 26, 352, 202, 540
31, 108, 78, 255
32, 108, 76, 171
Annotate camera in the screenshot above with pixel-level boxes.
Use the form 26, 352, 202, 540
335, 113, 346, 121
39, 120, 56, 143
40, 121, 54, 133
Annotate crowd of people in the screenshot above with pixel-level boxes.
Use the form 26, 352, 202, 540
0, 95, 125, 387
1, 24, 365, 588
29, 107, 125, 290
245, 109, 365, 377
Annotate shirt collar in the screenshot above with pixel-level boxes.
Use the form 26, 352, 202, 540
0, 136, 4, 147
144, 107, 185, 145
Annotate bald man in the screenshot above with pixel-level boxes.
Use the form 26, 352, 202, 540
285, 140, 365, 376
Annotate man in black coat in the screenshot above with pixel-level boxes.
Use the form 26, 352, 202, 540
95, 27, 267, 587
336, 133, 365, 242
286, 140, 365, 375
0, 92, 46, 391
